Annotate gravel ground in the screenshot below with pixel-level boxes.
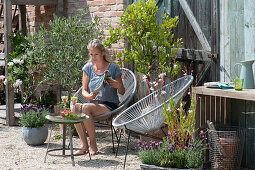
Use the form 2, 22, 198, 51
0, 124, 141, 170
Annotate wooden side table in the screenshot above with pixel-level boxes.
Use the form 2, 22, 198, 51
44, 114, 90, 166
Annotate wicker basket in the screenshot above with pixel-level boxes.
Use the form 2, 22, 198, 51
208, 126, 245, 170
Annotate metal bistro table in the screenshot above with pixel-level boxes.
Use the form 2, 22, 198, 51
44, 114, 91, 166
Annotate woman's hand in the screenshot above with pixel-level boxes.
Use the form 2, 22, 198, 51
86, 91, 99, 100
106, 79, 120, 89
106, 76, 125, 95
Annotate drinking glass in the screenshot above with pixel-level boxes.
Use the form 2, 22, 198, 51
234, 78, 244, 91
61, 91, 69, 109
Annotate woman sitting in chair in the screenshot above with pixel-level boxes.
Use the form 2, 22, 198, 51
74, 39, 125, 156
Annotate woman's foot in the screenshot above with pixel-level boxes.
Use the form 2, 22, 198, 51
85, 146, 98, 156
74, 148, 88, 155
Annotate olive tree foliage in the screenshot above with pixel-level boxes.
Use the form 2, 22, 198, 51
26, 7, 104, 92
104, 0, 183, 81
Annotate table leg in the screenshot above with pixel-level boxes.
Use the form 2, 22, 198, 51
44, 123, 53, 163
68, 124, 75, 166
63, 124, 66, 155
81, 122, 91, 160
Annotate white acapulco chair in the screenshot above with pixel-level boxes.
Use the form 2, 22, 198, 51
112, 75, 193, 168
73, 68, 137, 153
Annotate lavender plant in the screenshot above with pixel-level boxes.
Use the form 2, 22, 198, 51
19, 104, 49, 128
137, 97, 209, 168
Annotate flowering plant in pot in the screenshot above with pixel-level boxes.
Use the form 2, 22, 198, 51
19, 104, 49, 145
137, 97, 208, 169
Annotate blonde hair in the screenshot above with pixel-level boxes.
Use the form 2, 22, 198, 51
87, 39, 110, 62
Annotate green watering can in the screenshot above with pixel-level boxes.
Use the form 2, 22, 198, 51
234, 59, 255, 89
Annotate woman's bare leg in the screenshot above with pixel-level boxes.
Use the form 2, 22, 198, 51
81, 103, 110, 155
72, 103, 89, 154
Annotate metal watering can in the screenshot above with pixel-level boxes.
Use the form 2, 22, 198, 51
234, 59, 255, 89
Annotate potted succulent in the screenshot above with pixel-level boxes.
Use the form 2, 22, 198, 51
137, 97, 208, 169
19, 104, 49, 145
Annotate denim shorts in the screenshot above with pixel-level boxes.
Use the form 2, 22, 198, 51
90, 100, 118, 111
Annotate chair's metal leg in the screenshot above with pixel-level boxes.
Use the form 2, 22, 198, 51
68, 124, 75, 166
63, 124, 66, 155
81, 122, 91, 160
110, 120, 115, 153
44, 123, 53, 163
115, 130, 122, 158
123, 130, 131, 169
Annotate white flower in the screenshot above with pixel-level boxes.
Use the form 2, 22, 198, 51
150, 87, 154, 91
13, 59, 19, 64
158, 73, 166, 79
3, 79, 7, 85
188, 110, 193, 113
19, 60, 24, 64
0, 75, 5, 79
8, 62, 14, 66
15, 79, 22, 86
173, 64, 177, 69
13, 79, 22, 87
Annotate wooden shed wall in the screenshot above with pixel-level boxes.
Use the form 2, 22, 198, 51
220, 0, 255, 82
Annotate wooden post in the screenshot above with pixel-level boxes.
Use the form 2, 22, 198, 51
55, 0, 63, 18
4, 0, 14, 126
18, 5, 27, 36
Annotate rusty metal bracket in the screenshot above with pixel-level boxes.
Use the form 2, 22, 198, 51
208, 53, 218, 59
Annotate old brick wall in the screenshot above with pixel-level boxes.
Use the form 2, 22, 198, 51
25, 0, 126, 57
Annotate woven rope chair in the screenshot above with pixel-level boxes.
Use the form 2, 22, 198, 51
73, 68, 137, 152
112, 75, 193, 168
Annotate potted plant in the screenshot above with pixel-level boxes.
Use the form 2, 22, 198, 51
137, 97, 208, 169
19, 104, 49, 145
104, 0, 182, 84
26, 7, 104, 95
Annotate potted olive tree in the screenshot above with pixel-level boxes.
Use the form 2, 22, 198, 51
25, 7, 104, 96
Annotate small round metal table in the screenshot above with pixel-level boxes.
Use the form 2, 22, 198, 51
44, 114, 90, 166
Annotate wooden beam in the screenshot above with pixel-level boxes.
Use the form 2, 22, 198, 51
176, 48, 211, 62
4, 0, 14, 126
10, 0, 57, 5
179, 0, 211, 52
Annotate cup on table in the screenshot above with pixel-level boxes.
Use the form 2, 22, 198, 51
234, 78, 244, 91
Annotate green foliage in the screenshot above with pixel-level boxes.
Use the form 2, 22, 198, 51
137, 135, 207, 168
104, 0, 182, 80
137, 96, 207, 168
19, 104, 49, 128
7, 31, 32, 99
26, 7, 104, 92
162, 96, 196, 148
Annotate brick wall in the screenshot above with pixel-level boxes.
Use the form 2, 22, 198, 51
25, 0, 126, 57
